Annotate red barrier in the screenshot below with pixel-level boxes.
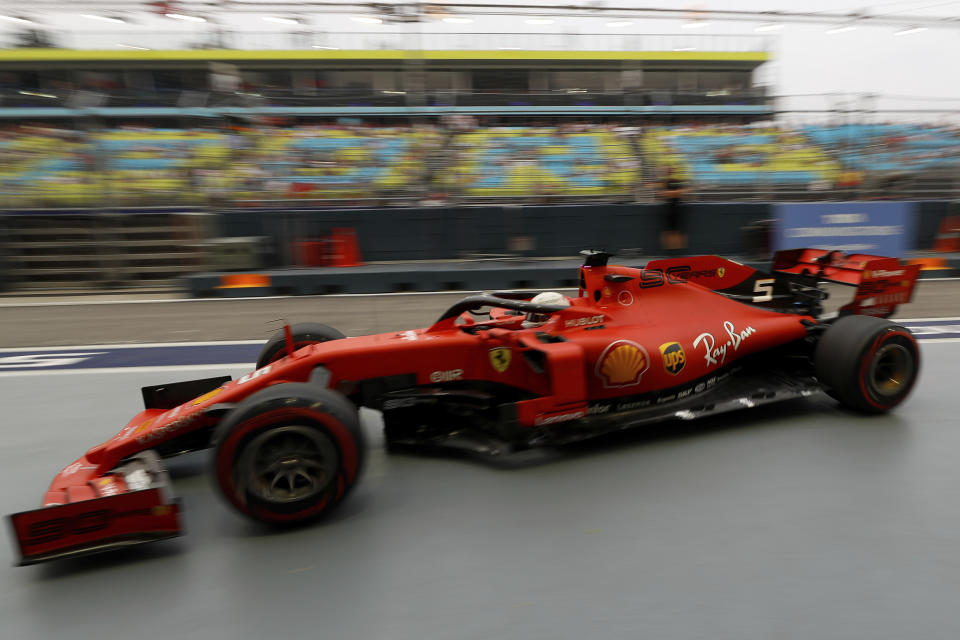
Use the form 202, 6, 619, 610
291, 240, 329, 267
933, 217, 960, 253
329, 227, 363, 267
290, 229, 362, 268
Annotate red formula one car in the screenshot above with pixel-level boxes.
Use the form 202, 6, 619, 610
8, 249, 921, 564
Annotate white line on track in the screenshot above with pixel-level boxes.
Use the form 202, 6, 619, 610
0, 289, 500, 308
0, 340, 263, 352
0, 363, 254, 378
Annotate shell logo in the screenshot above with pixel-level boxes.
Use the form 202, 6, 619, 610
596, 340, 649, 388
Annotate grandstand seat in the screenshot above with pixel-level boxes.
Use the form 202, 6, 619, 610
646, 126, 841, 189
803, 124, 960, 174
440, 126, 638, 199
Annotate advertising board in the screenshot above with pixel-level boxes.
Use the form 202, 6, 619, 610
774, 202, 914, 257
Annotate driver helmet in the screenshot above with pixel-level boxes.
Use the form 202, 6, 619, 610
522, 291, 570, 328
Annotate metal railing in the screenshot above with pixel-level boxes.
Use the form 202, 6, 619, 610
686, 169, 960, 202
0, 88, 771, 110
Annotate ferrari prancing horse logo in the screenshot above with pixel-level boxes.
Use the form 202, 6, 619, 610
489, 347, 512, 373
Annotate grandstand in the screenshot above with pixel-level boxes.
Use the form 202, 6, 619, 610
802, 124, 960, 172
645, 125, 841, 188
802, 124, 960, 196
642, 123, 960, 199
3, 122, 959, 211
439, 126, 639, 201
266, 126, 443, 201
0, 125, 449, 208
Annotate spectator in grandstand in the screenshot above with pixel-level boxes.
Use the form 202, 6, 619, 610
655, 166, 689, 253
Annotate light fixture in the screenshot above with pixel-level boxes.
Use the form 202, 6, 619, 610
754, 22, 783, 32
116, 43, 151, 50
826, 24, 856, 34
498, 47, 522, 50
0, 15, 33, 24
605, 20, 633, 28
313, 45, 340, 50
682, 20, 710, 29
19, 90, 57, 98
262, 16, 300, 26
350, 16, 383, 24
443, 17, 474, 24
894, 26, 927, 36
673, 47, 697, 52
165, 13, 206, 23
525, 18, 555, 25
82, 14, 126, 24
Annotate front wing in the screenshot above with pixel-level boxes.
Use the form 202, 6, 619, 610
8, 451, 181, 565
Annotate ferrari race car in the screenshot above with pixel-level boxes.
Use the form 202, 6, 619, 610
9, 248, 921, 565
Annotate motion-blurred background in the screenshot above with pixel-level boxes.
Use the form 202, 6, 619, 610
0, 0, 958, 294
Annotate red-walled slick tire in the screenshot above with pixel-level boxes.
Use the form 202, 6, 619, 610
814, 315, 919, 414
211, 383, 365, 525
255, 323, 345, 369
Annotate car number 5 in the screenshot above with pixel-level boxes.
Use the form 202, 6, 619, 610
753, 279, 774, 303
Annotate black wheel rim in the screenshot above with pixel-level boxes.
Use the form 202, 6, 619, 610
869, 342, 913, 398
237, 426, 339, 504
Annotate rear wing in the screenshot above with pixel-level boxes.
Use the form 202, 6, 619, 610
772, 249, 920, 318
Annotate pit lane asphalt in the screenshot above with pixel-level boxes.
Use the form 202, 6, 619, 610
1, 288, 960, 640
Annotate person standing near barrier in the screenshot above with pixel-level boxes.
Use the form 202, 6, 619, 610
656, 165, 689, 253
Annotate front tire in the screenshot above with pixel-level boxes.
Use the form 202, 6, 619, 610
814, 315, 919, 414
256, 322, 345, 369
211, 383, 365, 525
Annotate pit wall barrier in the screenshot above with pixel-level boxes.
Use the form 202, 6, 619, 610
183, 200, 957, 296
220, 203, 773, 263
218, 201, 953, 262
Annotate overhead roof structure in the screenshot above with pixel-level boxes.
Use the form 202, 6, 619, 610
0, 2, 957, 29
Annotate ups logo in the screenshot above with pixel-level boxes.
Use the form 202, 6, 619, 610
659, 342, 686, 375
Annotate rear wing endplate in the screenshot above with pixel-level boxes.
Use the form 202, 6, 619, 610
772, 248, 920, 318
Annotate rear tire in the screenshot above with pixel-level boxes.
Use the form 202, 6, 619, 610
211, 383, 365, 525
256, 323, 345, 369
814, 315, 919, 414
